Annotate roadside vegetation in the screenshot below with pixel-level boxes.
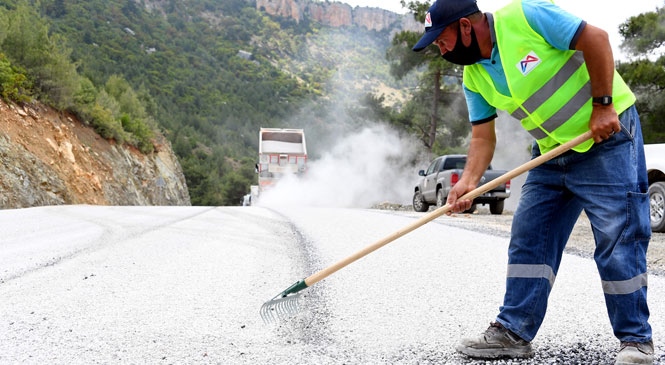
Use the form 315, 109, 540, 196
0, 3, 156, 154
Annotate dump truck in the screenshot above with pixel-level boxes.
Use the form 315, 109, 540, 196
255, 128, 307, 194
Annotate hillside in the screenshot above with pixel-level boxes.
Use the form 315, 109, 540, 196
0, 99, 190, 207
33, 0, 421, 205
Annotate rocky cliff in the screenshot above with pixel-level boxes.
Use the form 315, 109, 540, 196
0, 100, 191, 209
256, 0, 421, 33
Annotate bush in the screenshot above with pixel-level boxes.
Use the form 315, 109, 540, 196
90, 103, 126, 144
0, 53, 31, 102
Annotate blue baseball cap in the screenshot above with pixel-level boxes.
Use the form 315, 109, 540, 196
412, 0, 480, 52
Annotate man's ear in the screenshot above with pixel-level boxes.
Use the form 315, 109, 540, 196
458, 17, 473, 46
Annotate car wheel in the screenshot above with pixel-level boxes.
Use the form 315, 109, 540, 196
650, 181, 665, 232
413, 191, 429, 212
463, 204, 477, 214
490, 200, 504, 215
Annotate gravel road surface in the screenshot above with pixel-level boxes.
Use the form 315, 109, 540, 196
412, 206, 665, 276
0, 206, 663, 364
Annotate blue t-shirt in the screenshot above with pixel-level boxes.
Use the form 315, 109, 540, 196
464, 0, 585, 124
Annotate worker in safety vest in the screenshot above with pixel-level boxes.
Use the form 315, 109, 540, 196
413, 0, 653, 363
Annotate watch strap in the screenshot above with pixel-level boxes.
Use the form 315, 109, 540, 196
592, 95, 612, 105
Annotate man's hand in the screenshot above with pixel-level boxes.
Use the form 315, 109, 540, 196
446, 121, 497, 215
446, 181, 475, 215
590, 104, 621, 143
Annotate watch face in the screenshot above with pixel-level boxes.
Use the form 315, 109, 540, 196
593, 96, 612, 105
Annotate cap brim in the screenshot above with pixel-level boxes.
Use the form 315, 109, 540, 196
412, 26, 445, 52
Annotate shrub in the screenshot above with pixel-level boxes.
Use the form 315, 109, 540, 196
0, 54, 31, 102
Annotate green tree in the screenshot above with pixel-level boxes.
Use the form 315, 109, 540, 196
386, 0, 468, 152
617, 7, 665, 142
2, 3, 79, 109
220, 171, 251, 206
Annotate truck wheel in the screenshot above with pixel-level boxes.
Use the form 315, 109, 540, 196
464, 204, 477, 214
490, 200, 504, 215
436, 189, 445, 208
650, 181, 665, 233
413, 191, 429, 212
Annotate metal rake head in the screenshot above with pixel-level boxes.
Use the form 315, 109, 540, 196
260, 293, 302, 324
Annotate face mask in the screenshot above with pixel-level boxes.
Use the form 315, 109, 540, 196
442, 22, 482, 66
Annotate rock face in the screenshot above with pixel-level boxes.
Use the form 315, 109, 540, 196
0, 100, 191, 209
256, 0, 421, 32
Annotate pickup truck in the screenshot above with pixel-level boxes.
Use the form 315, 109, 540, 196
412, 154, 510, 214
645, 143, 665, 233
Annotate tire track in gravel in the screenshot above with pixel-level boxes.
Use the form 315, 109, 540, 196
261, 207, 341, 360
0, 206, 217, 284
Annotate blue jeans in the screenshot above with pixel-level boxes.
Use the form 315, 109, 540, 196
497, 105, 652, 343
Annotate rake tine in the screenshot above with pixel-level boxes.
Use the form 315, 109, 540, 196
260, 293, 302, 324
260, 280, 308, 324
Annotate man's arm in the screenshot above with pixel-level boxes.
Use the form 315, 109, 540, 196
574, 23, 621, 143
446, 120, 496, 213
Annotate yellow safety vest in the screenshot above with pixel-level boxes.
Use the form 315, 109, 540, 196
463, 0, 635, 153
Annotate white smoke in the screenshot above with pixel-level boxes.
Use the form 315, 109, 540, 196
255, 112, 533, 211
492, 112, 534, 211
256, 124, 426, 208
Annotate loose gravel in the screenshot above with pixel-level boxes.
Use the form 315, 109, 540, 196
2, 206, 663, 364
375, 203, 665, 277
435, 207, 665, 277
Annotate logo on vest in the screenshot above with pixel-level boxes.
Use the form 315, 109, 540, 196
517, 51, 541, 76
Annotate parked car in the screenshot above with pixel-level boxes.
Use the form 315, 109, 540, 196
413, 154, 510, 214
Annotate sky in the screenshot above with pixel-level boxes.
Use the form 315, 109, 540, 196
338, 0, 664, 60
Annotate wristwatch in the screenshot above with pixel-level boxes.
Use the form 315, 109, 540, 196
592, 95, 613, 105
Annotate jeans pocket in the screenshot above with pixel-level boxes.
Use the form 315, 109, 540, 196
622, 191, 652, 242
618, 105, 637, 140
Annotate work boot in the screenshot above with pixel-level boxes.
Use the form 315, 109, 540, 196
456, 322, 534, 359
615, 340, 654, 365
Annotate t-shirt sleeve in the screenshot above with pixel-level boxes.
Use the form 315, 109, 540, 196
464, 84, 498, 124
522, 0, 585, 50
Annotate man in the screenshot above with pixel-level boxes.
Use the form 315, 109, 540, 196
412, 0, 654, 364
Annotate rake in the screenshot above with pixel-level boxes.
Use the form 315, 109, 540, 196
260, 130, 593, 323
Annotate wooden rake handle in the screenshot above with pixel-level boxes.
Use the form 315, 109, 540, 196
304, 130, 593, 287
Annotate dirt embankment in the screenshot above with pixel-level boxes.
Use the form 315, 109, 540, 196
0, 100, 191, 208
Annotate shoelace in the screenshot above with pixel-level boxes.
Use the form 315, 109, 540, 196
486, 322, 530, 344
486, 322, 504, 333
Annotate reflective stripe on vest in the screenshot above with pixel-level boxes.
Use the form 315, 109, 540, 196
602, 273, 648, 295
510, 52, 591, 140
507, 264, 556, 287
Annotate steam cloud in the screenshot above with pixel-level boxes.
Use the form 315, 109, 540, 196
256, 114, 533, 212
256, 124, 426, 208
492, 112, 533, 211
